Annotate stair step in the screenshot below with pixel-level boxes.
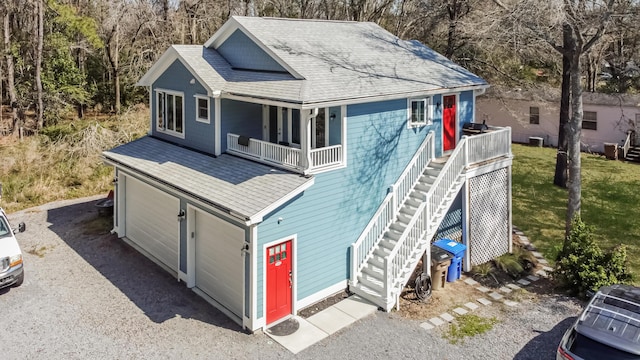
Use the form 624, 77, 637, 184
358, 272, 384, 291
425, 168, 440, 177
409, 192, 426, 203
415, 183, 431, 193
399, 204, 419, 217
383, 228, 404, 240
420, 174, 437, 185
352, 281, 384, 299
380, 237, 398, 250
374, 245, 392, 258
362, 264, 385, 280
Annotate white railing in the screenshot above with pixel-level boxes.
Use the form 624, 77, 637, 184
384, 201, 428, 304
351, 126, 513, 307
466, 127, 512, 164
310, 144, 343, 170
623, 130, 632, 159
351, 131, 435, 284
227, 133, 302, 170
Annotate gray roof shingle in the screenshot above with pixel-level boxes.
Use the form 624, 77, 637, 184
153, 17, 487, 106
103, 136, 313, 223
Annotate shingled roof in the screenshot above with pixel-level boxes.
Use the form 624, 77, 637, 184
138, 16, 487, 107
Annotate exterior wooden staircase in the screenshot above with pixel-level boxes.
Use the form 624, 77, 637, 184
625, 146, 640, 163
349, 127, 512, 311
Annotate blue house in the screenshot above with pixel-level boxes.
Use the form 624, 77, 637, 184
103, 16, 513, 332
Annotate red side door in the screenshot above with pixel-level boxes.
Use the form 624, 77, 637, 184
443, 95, 457, 151
266, 240, 292, 324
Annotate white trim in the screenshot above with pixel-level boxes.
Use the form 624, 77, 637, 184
464, 156, 513, 178
248, 225, 258, 331
186, 205, 196, 288
261, 234, 298, 328
277, 107, 283, 143
214, 98, 221, 156
224, 93, 301, 109
407, 97, 432, 128
194, 94, 210, 124
137, 47, 217, 98
155, 88, 186, 139
462, 180, 471, 273
147, 88, 153, 136
342, 105, 348, 168
296, 280, 347, 310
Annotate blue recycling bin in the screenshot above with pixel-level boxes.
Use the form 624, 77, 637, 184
433, 239, 467, 282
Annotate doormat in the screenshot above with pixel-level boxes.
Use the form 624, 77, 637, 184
266, 318, 300, 337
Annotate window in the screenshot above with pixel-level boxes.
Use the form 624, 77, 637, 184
195, 95, 209, 123
529, 106, 540, 124
156, 89, 184, 137
583, 111, 597, 130
408, 98, 431, 127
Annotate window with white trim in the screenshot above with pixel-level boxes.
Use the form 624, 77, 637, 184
194, 95, 210, 123
408, 97, 432, 127
583, 111, 597, 130
529, 106, 540, 124
156, 89, 184, 137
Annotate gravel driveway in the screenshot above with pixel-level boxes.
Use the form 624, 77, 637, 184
1, 196, 583, 359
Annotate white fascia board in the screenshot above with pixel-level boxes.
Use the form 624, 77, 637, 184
204, 17, 304, 81
298, 84, 490, 110
222, 93, 303, 109
136, 47, 178, 86
136, 46, 220, 98
248, 177, 315, 225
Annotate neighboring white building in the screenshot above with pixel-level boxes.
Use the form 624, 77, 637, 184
477, 86, 640, 153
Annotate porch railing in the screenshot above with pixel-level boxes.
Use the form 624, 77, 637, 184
310, 144, 343, 170
350, 131, 435, 283
227, 133, 302, 171
227, 133, 344, 173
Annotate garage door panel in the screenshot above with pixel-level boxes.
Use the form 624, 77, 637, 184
125, 176, 180, 271
195, 210, 244, 317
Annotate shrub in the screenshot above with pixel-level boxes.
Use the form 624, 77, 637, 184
555, 217, 632, 298
493, 253, 524, 278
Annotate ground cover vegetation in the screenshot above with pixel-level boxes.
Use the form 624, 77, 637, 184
511, 144, 640, 285
1, 0, 639, 287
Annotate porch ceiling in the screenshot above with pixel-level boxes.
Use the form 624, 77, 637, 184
103, 136, 314, 224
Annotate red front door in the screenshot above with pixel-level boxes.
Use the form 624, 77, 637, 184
443, 95, 456, 151
266, 240, 292, 324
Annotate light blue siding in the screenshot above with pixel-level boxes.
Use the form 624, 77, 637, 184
458, 90, 475, 133
432, 94, 443, 156
220, 99, 263, 152
217, 29, 287, 73
255, 98, 438, 317
152, 60, 215, 154
328, 106, 341, 146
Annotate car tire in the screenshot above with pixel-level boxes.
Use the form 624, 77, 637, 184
14, 271, 24, 287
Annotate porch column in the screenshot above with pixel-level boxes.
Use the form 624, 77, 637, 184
301, 109, 316, 171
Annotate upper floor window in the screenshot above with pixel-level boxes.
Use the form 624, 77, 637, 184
195, 95, 210, 123
408, 97, 432, 127
529, 106, 540, 124
156, 89, 184, 138
583, 111, 597, 130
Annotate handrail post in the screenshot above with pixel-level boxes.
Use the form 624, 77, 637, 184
350, 244, 357, 285
462, 135, 469, 167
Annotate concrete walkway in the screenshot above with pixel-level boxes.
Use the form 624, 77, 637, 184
265, 295, 378, 354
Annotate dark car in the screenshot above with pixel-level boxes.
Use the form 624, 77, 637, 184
557, 284, 640, 360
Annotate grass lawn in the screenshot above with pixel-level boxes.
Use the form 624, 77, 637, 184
512, 144, 640, 278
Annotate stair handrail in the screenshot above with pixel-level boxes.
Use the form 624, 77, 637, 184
623, 130, 632, 159
350, 131, 435, 285
383, 200, 428, 303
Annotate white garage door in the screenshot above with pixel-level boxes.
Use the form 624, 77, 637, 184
194, 209, 244, 317
125, 175, 180, 272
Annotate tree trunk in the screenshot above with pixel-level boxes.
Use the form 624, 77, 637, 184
445, 0, 459, 59
3, 11, 18, 133
35, 0, 44, 129
554, 24, 571, 188
107, 23, 121, 114
566, 50, 583, 239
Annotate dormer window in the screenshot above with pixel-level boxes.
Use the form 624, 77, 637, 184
156, 88, 185, 138
408, 97, 432, 127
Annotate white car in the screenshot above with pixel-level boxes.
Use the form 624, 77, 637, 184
0, 209, 25, 290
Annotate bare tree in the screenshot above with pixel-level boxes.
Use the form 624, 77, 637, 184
3, 6, 18, 133
34, 0, 44, 129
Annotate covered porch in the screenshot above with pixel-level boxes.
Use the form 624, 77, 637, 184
225, 103, 346, 174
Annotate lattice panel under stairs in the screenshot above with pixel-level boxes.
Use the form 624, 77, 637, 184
469, 168, 510, 266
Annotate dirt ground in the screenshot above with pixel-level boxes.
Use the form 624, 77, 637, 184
299, 232, 558, 321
